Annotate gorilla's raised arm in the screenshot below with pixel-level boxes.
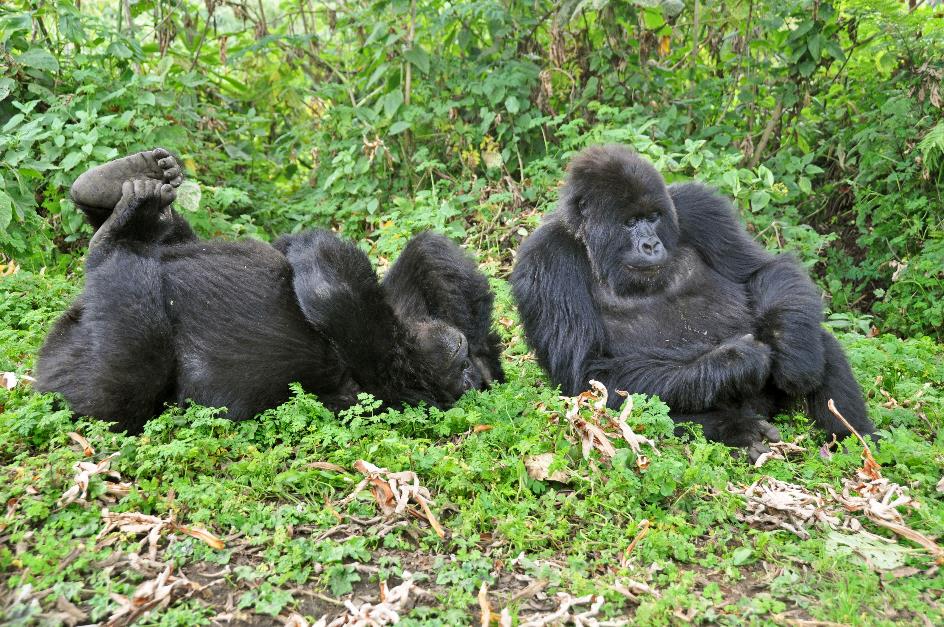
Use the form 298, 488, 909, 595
274, 230, 409, 387
382, 232, 504, 385
511, 219, 608, 396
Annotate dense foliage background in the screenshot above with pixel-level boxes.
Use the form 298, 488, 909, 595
1, 1, 943, 625
2, 0, 942, 337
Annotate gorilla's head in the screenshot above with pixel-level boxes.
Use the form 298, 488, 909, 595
560, 145, 681, 296
412, 319, 484, 400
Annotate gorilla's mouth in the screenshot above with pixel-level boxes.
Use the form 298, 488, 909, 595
625, 263, 663, 272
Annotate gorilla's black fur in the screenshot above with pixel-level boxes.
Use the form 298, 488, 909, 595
511, 145, 873, 459
37, 149, 502, 433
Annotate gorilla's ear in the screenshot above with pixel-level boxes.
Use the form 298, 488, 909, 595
561, 188, 587, 232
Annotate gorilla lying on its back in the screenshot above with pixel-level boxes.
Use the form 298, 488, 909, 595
512, 145, 874, 460
37, 149, 502, 433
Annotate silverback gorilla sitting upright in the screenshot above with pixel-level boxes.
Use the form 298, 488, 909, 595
37, 149, 502, 433
511, 145, 873, 460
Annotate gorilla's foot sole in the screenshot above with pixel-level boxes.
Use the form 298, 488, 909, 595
71, 148, 184, 212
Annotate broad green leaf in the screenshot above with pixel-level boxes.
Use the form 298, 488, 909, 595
0, 78, 14, 103
505, 95, 520, 115
642, 7, 665, 30
382, 90, 403, 118
403, 47, 430, 74
17, 48, 59, 72
0, 190, 11, 230
750, 190, 770, 211
60, 151, 84, 172
808, 34, 822, 62
389, 120, 411, 135
175, 180, 202, 212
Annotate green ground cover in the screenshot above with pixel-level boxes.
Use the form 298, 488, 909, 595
2, 0, 942, 624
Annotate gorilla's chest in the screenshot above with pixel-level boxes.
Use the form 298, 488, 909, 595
595, 266, 752, 349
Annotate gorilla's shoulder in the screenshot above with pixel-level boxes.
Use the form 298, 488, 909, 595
160, 238, 287, 267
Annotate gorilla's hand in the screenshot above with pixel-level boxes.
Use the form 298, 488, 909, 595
709, 334, 772, 396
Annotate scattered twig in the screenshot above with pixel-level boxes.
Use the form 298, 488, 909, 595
339, 460, 446, 539
98, 510, 225, 559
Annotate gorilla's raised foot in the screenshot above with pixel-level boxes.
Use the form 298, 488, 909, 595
89, 178, 176, 251
71, 148, 184, 226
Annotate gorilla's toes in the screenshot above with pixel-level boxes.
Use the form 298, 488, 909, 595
746, 441, 771, 463
756, 419, 782, 443
152, 147, 184, 189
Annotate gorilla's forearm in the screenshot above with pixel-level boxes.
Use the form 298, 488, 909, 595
748, 255, 827, 394
588, 335, 771, 412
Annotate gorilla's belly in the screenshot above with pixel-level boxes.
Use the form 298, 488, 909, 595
598, 272, 753, 350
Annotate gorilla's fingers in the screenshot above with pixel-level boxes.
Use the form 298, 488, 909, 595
757, 420, 782, 442
158, 157, 175, 169
152, 147, 172, 160
160, 184, 176, 208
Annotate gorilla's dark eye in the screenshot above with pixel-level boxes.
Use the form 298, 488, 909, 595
648, 212, 660, 221
625, 217, 639, 227
462, 359, 472, 370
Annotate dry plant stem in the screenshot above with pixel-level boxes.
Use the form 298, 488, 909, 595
828, 398, 881, 477
478, 582, 490, 627
621, 519, 650, 567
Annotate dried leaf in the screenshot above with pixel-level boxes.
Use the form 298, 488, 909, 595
2, 372, 35, 390
104, 564, 197, 627
318, 571, 425, 626
524, 453, 572, 483
342, 460, 446, 538
753, 440, 806, 468
478, 582, 490, 627
175, 524, 226, 550
308, 461, 348, 473
828, 398, 881, 479
68, 431, 95, 457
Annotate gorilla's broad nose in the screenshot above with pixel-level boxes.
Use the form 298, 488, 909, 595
640, 236, 662, 256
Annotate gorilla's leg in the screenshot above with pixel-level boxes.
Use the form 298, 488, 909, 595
806, 330, 874, 439
674, 406, 782, 462
87, 179, 177, 255
71, 148, 184, 229
37, 181, 176, 433
383, 232, 504, 385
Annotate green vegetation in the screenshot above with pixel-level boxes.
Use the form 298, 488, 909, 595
1, 0, 942, 624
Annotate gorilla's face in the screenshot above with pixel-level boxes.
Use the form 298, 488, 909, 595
561, 145, 680, 296
413, 320, 483, 399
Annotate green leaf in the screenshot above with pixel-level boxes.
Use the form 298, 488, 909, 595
60, 151, 84, 172
731, 546, 753, 566
107, 41, 133, 60
808, 34, 822, 62
642, 7, 665, 30
505, 95, 520, 115
750, 190, 771, 211
17, 48, 59, 72
403, 47, 430, 74
798, 176, 812, 194
0, 190, 12, 231
0, 77, 14, 103
389, 120, 411, 135
382, 90, 403, 118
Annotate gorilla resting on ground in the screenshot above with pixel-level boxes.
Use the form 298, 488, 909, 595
511, 145, 874, 459
37, 149, 503, 433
